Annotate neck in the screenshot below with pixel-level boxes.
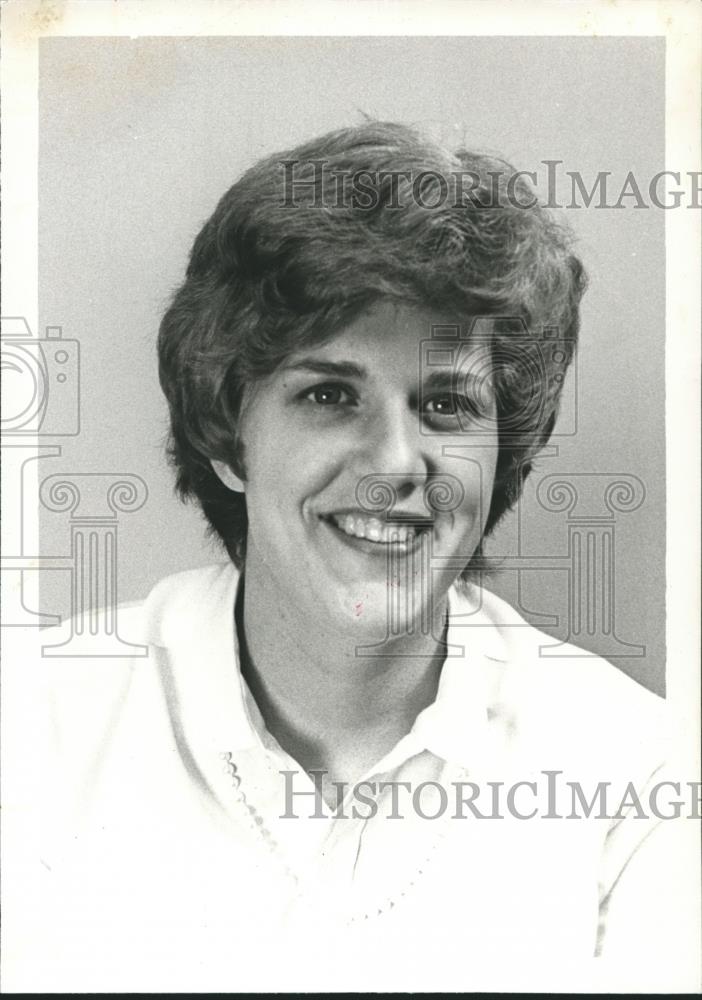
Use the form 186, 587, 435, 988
237, 565, 448, 790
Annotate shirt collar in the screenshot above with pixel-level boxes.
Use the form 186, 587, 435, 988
402, 584, 511, 772
144, 562, 514, 775
144, 562, 260, 758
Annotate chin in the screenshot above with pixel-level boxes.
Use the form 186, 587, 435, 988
323, 576, 439, 644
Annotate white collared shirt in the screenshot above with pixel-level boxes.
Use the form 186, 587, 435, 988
6, 563, 699, 992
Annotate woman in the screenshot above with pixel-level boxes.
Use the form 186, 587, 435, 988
32, 122, 687, 992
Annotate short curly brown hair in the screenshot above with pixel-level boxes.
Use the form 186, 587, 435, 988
158, 120, 587, 577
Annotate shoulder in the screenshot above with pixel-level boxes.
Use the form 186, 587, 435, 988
453, 582, 662, 709
452, 583, 666, 775
140, 561, 239, 646
46, 560, 238, 656
39, 561, 239, 739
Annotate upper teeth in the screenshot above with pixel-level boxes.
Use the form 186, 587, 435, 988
331, 513, 418, 544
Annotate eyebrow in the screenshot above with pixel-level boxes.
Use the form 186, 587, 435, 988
282, 358, 368, 380
423, 369, 490, 392
282, 358, 491, 391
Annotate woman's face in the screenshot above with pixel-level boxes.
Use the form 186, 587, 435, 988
228, 300, 499, 638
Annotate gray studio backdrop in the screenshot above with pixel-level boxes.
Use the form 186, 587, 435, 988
37, 35, 665, 693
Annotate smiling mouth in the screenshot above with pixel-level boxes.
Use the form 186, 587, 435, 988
325, 512, 433, 549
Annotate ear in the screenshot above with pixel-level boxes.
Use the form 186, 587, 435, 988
211, 459, 245, 493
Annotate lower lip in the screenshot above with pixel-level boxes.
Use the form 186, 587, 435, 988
321, 518, 430, 558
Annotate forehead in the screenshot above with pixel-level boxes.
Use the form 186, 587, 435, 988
287, 301, 493, 374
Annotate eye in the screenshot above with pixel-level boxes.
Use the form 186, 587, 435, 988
422, 392, 491, 428
425, 394, 458, 416
301, 383, 356, 407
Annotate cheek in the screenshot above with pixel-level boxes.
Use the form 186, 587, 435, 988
240, 412, 299, 494
243, 429, 338, 525
448, 446, 498, 517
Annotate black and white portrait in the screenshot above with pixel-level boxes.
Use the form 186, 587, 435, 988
2, 1, 700, 993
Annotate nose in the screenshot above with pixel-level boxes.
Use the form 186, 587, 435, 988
359, 402, 433, 503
